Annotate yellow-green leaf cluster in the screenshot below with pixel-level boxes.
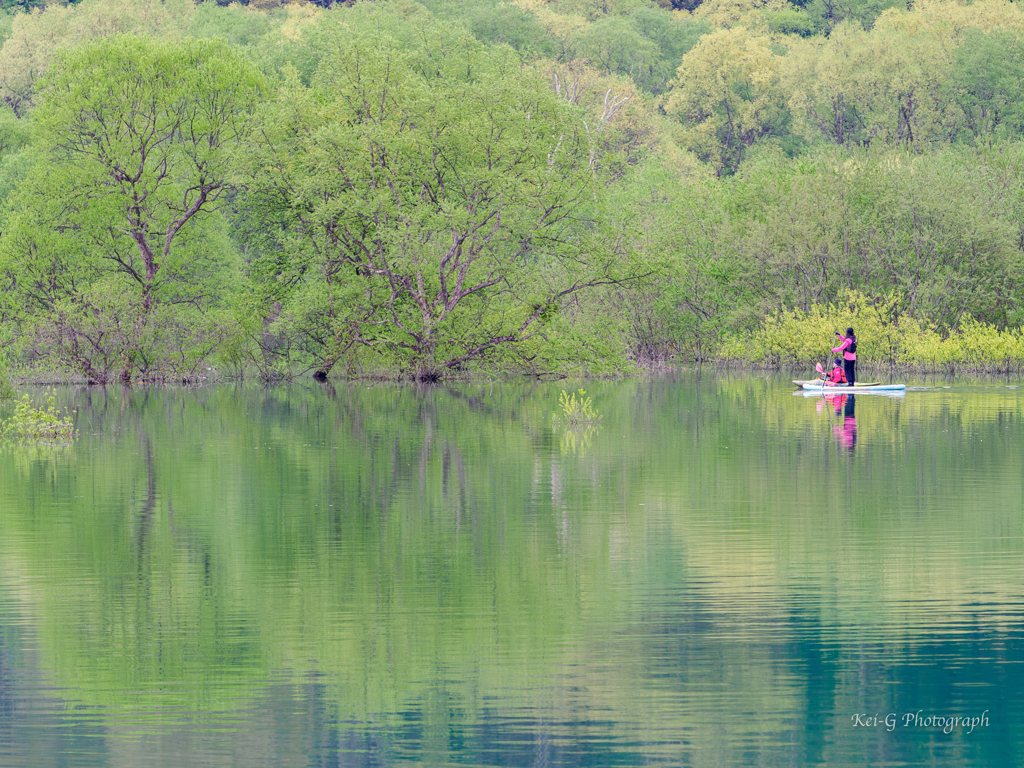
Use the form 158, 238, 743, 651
722, 290, 1024, 372
662, 27, 783, 175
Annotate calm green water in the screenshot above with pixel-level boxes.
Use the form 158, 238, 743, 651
0, 373, 1022, 767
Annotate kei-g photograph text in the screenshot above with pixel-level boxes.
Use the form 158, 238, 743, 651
851, 711, 990, 734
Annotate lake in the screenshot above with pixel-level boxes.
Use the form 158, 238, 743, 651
1, 372, 1022, 767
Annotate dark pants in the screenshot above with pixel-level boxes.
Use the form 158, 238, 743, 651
844, 358, 856, 386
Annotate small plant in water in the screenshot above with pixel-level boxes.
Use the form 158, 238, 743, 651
555, 389, 601, 426
3, 392, 76, 442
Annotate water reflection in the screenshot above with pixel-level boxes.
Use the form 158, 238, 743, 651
815, 392, 857, 452
0, 374, 1022, 767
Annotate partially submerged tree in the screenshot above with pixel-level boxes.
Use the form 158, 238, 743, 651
241, 26, 635, 380
0, 35, 265, 382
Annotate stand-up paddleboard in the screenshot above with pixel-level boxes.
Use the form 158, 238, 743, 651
800, 382, 905, 392
792, 380, 882, 388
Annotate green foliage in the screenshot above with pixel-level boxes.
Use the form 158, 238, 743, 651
572, 16, 669, 94
711, 145, 1024, 334
0, 35, 264, 382
553, 387, 602, 455
801, 0, 903, 35
555, 388, 601, 425
181, 0, 275, 47
3, 0, 1024, 377
2, 391, 76, 441
420, 0, 554, 53
782, 6, 1024, 151
663, 27, 787, 176
0, 103, 27, 160
0, 0, 197, 119
627, 5, 709, 66
944, 28, 1024, 144
239, 24, 631, 381
612, 162, 743, 365
0, 10, 14, 46
722, 290, 1024, 372
764, 7, 816, 36
0, 0, 47, 11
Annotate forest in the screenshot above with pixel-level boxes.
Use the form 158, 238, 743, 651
0, 0, 1023, 382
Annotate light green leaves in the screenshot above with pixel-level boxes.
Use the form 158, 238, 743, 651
663, 27, 785, 176
242, 28, 624, 379
1, 36, 266, 382
35, 35, 266, 288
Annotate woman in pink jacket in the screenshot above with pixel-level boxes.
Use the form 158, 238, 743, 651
832, 327, 857, 386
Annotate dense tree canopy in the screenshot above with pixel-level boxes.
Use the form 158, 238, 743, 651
0, 34, 265, 382
241, 26, 632, 380
0, 0, 1022, 381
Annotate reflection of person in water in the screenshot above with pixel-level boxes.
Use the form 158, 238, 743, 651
834, 394, 856, 452
816, 393, 857, 452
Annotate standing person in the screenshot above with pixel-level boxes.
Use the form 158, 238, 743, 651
832, 327, 857, 386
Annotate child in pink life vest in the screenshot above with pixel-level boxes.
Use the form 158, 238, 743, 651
828, 358, 847, 385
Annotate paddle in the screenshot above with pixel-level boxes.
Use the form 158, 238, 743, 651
816, 337, 834, 393
822, 333, 841, 384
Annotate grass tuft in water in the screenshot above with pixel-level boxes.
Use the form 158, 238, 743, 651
554, 388, 601, 426
3, 392, 76, 442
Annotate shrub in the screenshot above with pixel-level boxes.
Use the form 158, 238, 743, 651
722, 290, 1024, 372
2, 392, 76, 442
554, 389, 602, 426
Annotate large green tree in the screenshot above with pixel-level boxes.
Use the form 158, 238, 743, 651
662, 27, 786, 176
240, 25, 633, 381
0, 35, 266, 383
